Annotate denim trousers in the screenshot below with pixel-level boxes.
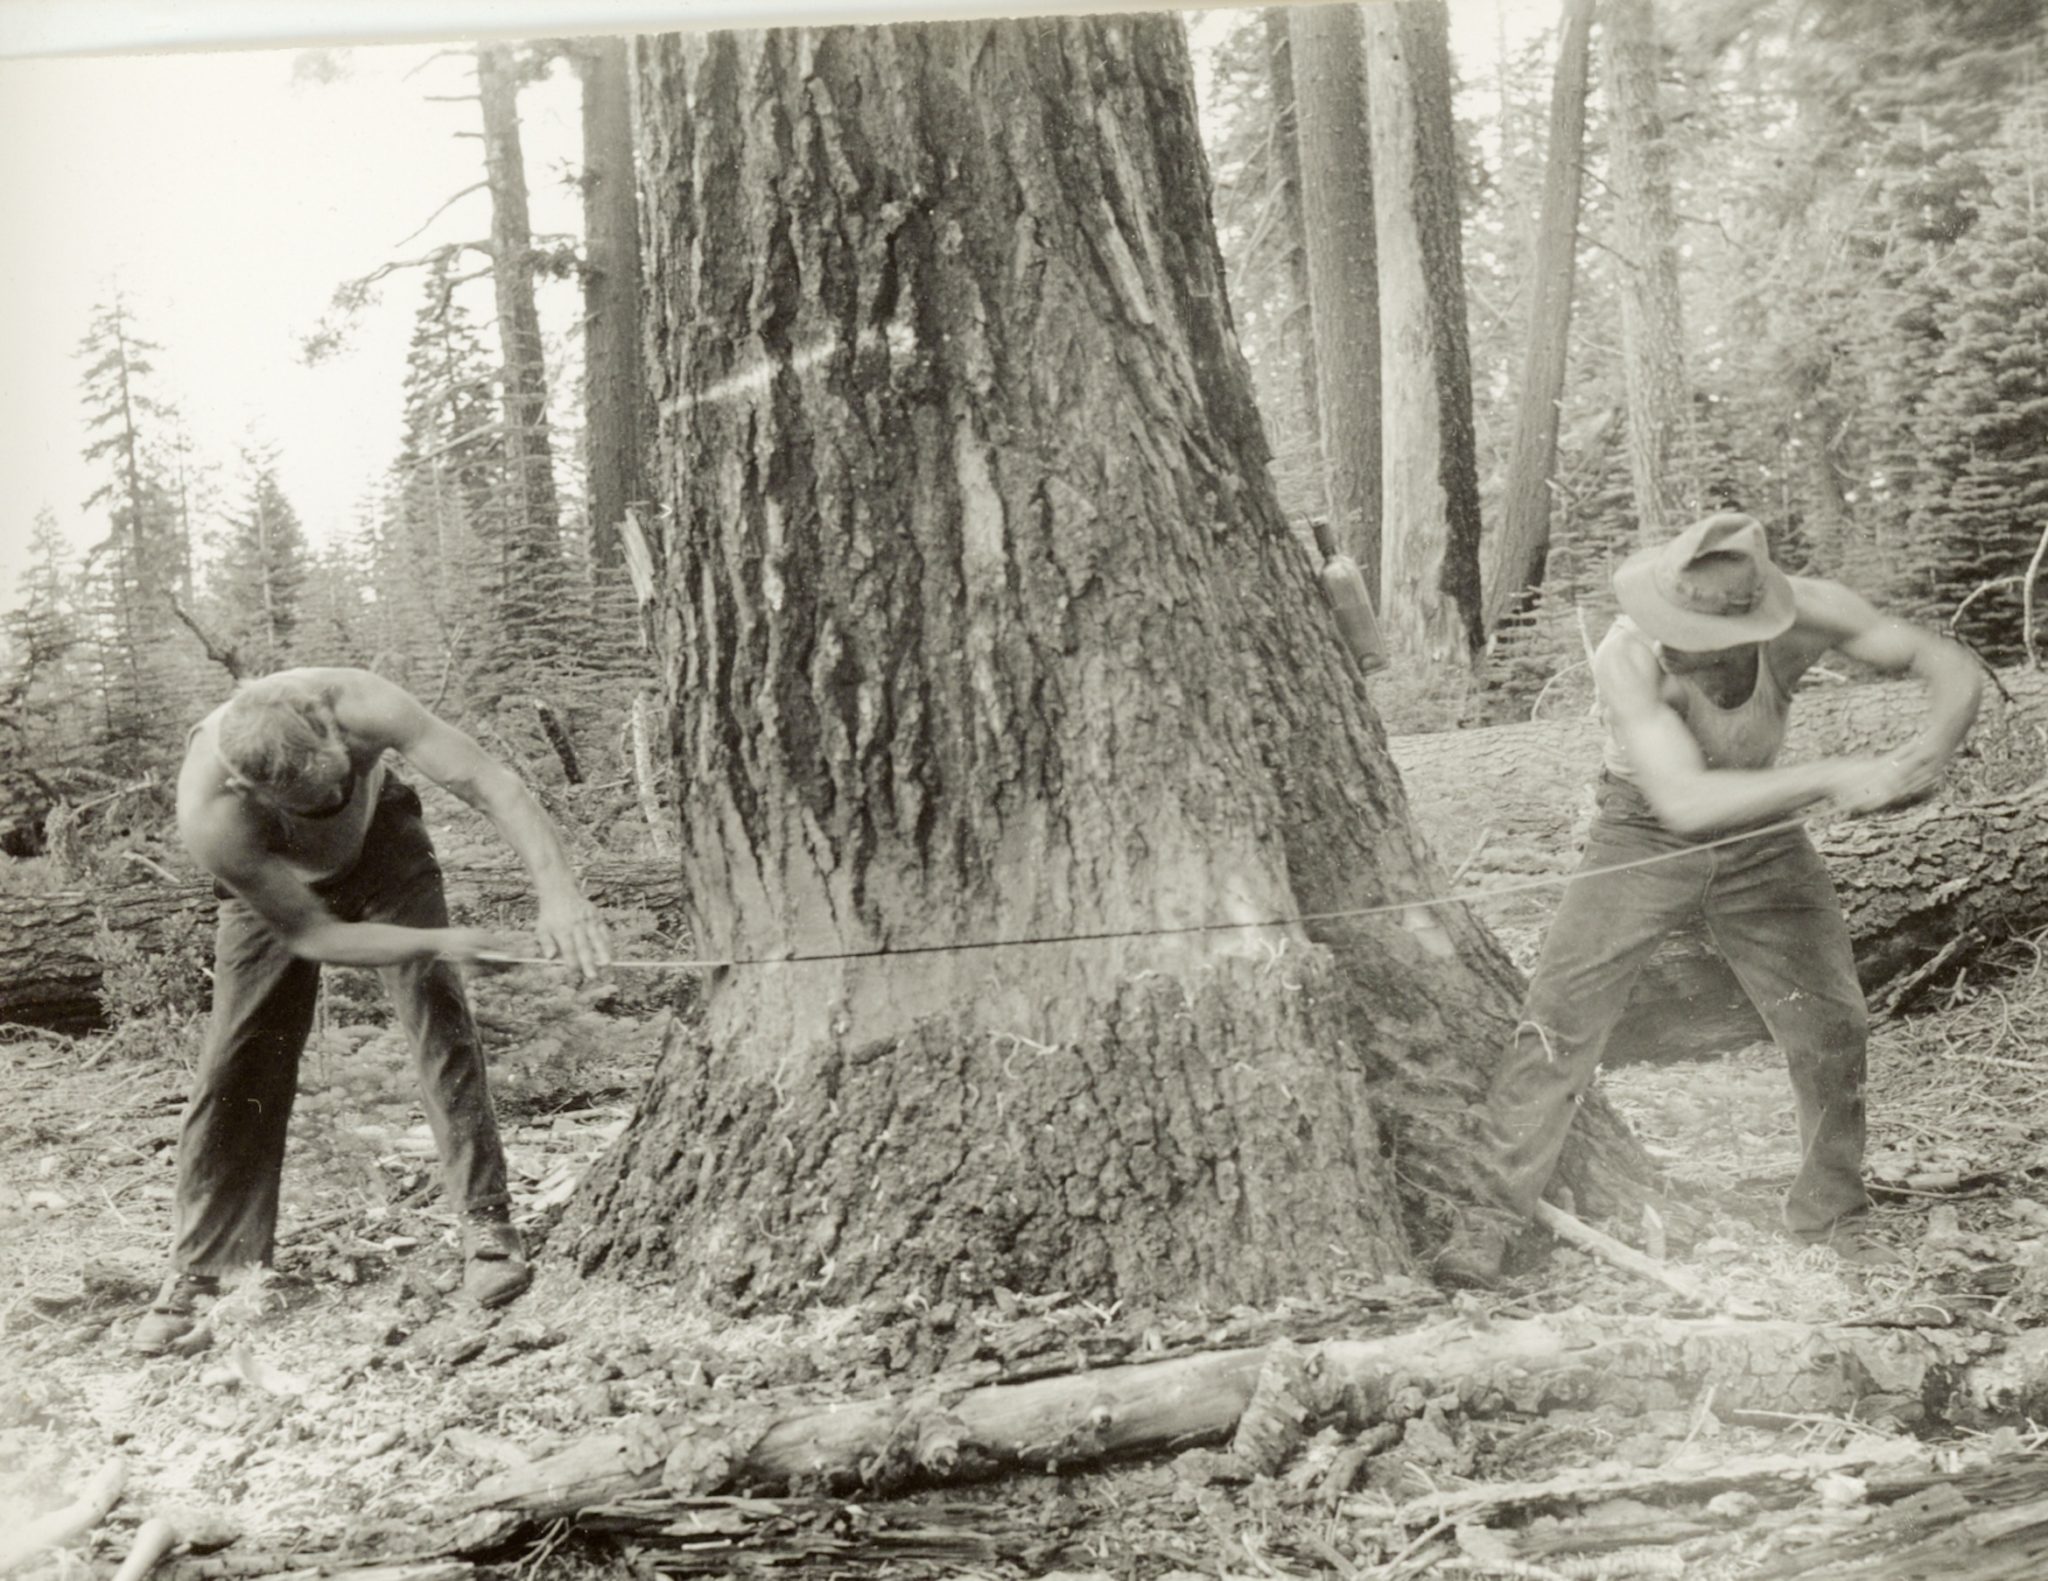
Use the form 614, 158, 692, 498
170, 776, 511, 1276
1485, 775, 1870, 1236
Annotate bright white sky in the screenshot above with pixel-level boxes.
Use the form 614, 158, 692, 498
0, 1, 1557, 606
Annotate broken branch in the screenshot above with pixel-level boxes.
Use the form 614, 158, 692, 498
0, 1459, 127, 1574
1531, 1200, 1716, 1306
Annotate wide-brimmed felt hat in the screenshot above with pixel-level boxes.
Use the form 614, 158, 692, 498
1611, 511, 1796, 650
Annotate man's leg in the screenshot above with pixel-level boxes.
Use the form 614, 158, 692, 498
170, 899, 322, 1273
1438, 795, 1710, 1288
1484, 805, 1709, 1222
139, 899, 320, 1352
1704, 827, 1871, 1238
334, 781, 523, 1303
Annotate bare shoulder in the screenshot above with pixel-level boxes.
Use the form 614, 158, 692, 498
1591, 620, 1662, 709
175, 760, 258, 879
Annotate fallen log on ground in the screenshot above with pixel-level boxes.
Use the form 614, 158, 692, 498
1383, 1440, 1937, 1570
0, 1459, 127, 1574
1743, 1447, 2048, 1581
1390, 667, 2048, 1060
457, 1310, 2033, 1519
0, 863, 691, 1034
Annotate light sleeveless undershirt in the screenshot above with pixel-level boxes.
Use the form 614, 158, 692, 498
1600, 615, 1792, 780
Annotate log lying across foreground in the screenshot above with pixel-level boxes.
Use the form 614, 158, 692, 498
445, 1308, 2035, 1530
178, 1311, 2048, 1581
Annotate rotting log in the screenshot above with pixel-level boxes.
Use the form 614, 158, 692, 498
0, 863, 691, 1034
1390, 668, 2048, 1058
459, 1311, 2037, 1517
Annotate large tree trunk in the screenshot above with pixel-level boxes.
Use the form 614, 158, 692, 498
576, 35, 655, 573
1288, 4, 1382, 588
1601, 0, 1697, 542
1363, 1, 1484, 668
476, 45, 565, 650
1260, 8, 1322, 472
1798, 399, 1856, 568
1485, 0, 1595, 633
565, 17, 1640, 1313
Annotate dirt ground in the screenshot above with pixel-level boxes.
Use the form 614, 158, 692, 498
6, 932, 2048, 1581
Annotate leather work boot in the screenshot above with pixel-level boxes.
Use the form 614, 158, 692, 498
462, 1213, 533, 1309
1431, 1211, 1515, 1291
131, 1272, 220, 1356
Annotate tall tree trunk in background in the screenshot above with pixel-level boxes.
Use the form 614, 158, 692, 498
1602, 0, 1697, 543
1262, 7, 1322, 477
1799, 400, 1855, 568
1289, 4, 1382, 589
1363, 1, 1483, 667
476, 44, 564, 660
1486, 0, 1595, 634
577, 35, 654, 573
566, 17, 1654, 1312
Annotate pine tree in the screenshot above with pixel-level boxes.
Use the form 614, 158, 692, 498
1906, 127, 2048, 658
206, 445, 312, 675
379, 262, 507, 702
0, 512, 94, 849
75, 297, 191, 770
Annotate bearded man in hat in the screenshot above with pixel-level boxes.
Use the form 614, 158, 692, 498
1436, 512, 1982, 1287
133, 667, 612, 1354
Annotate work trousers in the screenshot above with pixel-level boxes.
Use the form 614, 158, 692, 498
1485, 775, 1870, 1236
169, 776, 511, 1276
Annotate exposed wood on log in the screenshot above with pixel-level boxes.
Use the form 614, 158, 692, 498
110, 1518, 179, 1581
1385, 1440, 1932, 1538
1744, 1447, 2048, 1580
461, 1311, 2022, 1518
0, 1459, 126, 1574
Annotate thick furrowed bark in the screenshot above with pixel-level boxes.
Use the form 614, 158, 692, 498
577, 951, 1443, 1308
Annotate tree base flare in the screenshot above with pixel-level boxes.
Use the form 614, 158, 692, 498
566, 951, 1422, 1310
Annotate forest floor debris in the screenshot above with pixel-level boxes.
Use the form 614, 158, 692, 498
6, 935, 2048, 1579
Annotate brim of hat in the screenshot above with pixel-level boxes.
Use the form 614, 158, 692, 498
1612, 546, 1797, 651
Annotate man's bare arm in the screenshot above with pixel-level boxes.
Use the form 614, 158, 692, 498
1596, 632, 1873, 836
335, 672, 611, 976
183, 809, 507, 968
1797, 579, 1982, 777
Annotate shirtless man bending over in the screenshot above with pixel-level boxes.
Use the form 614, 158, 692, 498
134, 668, 611, 1353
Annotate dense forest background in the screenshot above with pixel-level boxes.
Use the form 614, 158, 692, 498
3, 0, 2044, 872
